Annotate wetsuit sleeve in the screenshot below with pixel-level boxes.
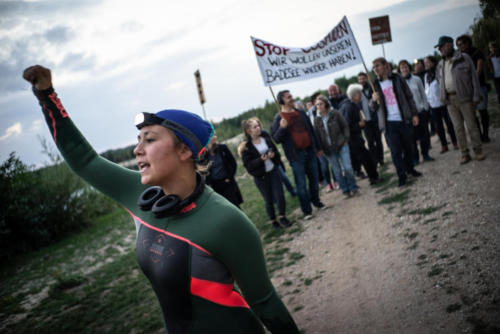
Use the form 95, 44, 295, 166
34, 87, 145, 209
213, 210, 299, 333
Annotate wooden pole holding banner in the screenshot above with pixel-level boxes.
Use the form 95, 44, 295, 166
269, 86, 282, 113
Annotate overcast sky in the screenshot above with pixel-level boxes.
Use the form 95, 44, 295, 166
0, 0, 480, 166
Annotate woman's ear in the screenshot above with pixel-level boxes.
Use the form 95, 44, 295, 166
177, 143, 194, 162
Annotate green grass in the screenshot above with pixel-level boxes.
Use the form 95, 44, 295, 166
407, 205, 445, 216
378, 189, 411, 205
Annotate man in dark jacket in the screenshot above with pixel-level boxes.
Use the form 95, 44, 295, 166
371, 57, 422, 187
206, 134, 243, 208
272, 90, 325, 220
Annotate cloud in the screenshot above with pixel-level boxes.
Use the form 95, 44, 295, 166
60, 52, 97, 71
0, 122, 22, 141
44, 26, 74, 45
30, 119, 43, 132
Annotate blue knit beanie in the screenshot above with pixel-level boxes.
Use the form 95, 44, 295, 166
135, 109, 214, 161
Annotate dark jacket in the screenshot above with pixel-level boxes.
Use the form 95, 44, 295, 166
271, 108, 320, 163
206, 143, 243, 206
436, 50, 482, 104
329, 94, 348, 110
339, 99, 364, 147
372, 72, 418, 132
314, 109, 350, 155
241, 131, 284, 178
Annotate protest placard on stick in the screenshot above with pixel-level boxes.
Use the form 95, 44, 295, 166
251, 16, 363, 87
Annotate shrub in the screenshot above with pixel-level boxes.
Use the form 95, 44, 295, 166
0, 151, 114, 265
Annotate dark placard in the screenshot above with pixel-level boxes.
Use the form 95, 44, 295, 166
369, 15, 392, 45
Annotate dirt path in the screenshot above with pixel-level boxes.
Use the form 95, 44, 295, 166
270, 128, 500, 333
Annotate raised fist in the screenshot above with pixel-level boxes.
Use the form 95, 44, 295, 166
23, 65, 52, 91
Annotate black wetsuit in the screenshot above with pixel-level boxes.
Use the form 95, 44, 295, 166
34, 87, 299, 334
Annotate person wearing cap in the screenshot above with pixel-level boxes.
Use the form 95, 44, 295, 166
22, 65, 299, 334
435, 35, 485, 164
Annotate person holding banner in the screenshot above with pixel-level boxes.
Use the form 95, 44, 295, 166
371, 57, 423, 187
23, 65, 300, 334
272, 90, 325, 220
358, 72, 384, 167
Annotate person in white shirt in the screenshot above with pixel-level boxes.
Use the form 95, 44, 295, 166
489, 41, 500, 105
371, 57, 423, 187
423, 55, 458, 153
398, 59, 434, 164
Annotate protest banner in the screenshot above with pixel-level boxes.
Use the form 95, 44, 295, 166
251, 16, 363, 87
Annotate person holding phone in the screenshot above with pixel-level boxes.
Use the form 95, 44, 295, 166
240, 117, 292, 229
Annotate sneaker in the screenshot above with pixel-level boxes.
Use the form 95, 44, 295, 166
325, 184, 334, 193
475, 152, 486, 161
314, 202, 326, 210
423, 155, 435, 162
398, 178, 407, 187
355, 171, 367, 179
279, 216, 293, 228
343, 191, 352, 198
272, 221, 282, 229
460, 155, 471, 165
303, 214, 313, 220
413, 159, 420, 166
453, 144, 459, 150
369, 178, 381, 185
350, 189, 359, 196
409, 170, 422, 177
333, 182, 340, 190
440, 145, 449, 154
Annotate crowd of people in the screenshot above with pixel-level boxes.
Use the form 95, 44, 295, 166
22, 32, 497, 333
208, 34, 494, 228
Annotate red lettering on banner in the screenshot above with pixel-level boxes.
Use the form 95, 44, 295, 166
253, 38, 290, 57
302, 20, 349, 53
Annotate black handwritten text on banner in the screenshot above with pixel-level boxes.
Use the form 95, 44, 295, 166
251, 16, 362, 87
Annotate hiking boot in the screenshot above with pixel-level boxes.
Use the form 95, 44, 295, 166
409, 169, 422, 177
475, 152, 486, 161
279, 216, 293, 228
272, 221, 282, 229
314, 202, 326, 210
460, 155, 471, 165
398, 177, 407, 187
440, 145, 448, 154
423, 155, 435, 162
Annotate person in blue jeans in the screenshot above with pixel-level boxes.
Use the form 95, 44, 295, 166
272, 90, 325, 220
313, 95, 358, 197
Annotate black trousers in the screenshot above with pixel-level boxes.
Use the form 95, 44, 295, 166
412, 112, 431, 161
253, 168, 285, 221
363, 120, 384, 165
430, 106, 457, 147
385, 121, 414, 181
349, 138, 379, 181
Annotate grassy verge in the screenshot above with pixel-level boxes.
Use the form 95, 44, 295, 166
1, 152, 302, 333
